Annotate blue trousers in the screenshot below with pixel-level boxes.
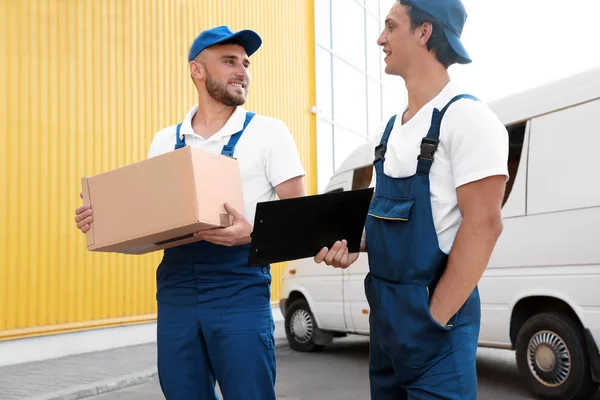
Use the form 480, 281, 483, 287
366, 277, 480, 400
157, 302, 276, 399
369, 328, 478, 399
155, 242, 276, 400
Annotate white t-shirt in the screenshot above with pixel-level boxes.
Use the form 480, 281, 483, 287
370, 81, 509, 254
148, 105, 306, 225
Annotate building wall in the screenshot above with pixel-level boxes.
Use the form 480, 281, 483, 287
0, 0, 316, 340
313, 0, 404, 193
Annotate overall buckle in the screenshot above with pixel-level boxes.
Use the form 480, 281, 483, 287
374, 143, 387, 164
222, 145, 234, 158
418, 138, 439, 161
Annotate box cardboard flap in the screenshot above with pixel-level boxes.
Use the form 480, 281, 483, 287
80, 177, 95, 247
189, 148, 244, 228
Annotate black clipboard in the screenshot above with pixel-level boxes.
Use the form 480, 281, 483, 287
248, 188, 374, 266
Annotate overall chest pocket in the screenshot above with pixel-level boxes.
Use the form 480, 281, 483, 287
365, 196, 415, 282
368, 195, 414, 221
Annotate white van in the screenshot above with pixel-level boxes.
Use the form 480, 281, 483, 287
279, 66, 600, 400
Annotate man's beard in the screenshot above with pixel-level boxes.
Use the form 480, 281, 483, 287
205, 72, 247, 107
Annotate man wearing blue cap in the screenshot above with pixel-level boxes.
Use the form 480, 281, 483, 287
75, 26, 306, 399
315, 1, 508, 399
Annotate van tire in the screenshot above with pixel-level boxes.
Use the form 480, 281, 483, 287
515, 312, 599, 400
284, 299, 324, 353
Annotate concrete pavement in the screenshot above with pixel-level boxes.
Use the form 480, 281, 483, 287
81, 336, 600, 400
4, 324, 600, 400
0, 310, 287, 400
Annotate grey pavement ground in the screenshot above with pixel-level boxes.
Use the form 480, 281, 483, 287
92, 337, 600, 400
0, 320, 287, 400
67, 336, 600, 400
2, 327, 600, 400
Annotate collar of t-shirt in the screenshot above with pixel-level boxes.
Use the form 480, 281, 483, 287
418, 81, 460, 123
178, 105, 247, 143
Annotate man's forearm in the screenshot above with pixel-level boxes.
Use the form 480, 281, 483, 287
429, 217, 503, 325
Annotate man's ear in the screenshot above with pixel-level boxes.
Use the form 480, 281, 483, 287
190, 60, 204, 82
417, 22, 433, 45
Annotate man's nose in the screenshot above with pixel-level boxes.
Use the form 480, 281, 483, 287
377, 32, 386, 46
236, 65, 248, 78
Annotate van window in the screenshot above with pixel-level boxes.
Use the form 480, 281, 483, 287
503, 122, 527, 206
352, 165, 373, 190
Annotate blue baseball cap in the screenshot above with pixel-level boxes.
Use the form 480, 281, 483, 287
188, 25, 262, 62
403, 0, 472, 64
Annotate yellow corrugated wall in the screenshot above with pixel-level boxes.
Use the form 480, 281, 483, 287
0, 0, 316, 340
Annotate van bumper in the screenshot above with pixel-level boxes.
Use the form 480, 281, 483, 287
584, 328, 600, 383
279, 298, 287, 317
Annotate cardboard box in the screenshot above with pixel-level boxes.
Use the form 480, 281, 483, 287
80, 146, 244, 255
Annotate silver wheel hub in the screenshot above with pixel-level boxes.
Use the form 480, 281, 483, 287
290, 309, 314, 344
527, 330, 571, 387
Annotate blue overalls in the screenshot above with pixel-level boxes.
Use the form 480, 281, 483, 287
155, 112, 277, 400
365, 95, 481, 399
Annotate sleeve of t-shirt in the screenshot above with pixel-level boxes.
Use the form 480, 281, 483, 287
147, 127, 173, 159
147, 136, 160, 159
265, 120, 306, 187
442, 100, 510, 189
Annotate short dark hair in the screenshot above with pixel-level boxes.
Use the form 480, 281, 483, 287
399, 0, 459, 68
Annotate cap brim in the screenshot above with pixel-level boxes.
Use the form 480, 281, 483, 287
217, 29, 262, 57
443, 27, 472, 64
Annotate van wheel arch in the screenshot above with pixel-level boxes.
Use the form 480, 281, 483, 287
510, 296, 580, 347
286, 290, 308, 310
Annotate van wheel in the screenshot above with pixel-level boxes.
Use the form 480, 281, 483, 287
284, 299, 324, 353
515, 312, 599, 400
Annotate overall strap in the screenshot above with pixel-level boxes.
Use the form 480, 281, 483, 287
416, 94, 479, 176
174, 123, 186, 150
221, 112, 256, 158
373, 114, 397, 165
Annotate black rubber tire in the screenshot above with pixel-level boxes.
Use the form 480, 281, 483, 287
284, 299, 324, 353
515, 312, 599, 400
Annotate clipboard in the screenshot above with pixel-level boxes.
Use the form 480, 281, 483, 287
247, 188, 374, 266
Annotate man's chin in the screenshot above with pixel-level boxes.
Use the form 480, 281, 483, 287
227, 89, 247, 105
216, 92, 247, 107
384, 65, 399, 76
224, 97, 246, 107
232, 95, 247, 106
235, 94, 248, 106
